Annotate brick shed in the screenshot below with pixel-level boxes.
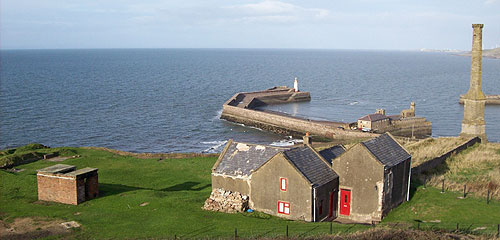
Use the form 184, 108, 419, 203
37, 164, 98, 205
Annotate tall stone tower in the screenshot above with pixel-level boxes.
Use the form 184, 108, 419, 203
461, 24, 487, 142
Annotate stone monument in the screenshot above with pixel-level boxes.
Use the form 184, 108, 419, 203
461, 24, 487, 142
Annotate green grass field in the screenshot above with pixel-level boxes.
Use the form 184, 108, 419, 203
1, 146, 499, 239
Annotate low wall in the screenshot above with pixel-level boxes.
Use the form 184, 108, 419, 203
411, 137, 481, 176
221, 105, 378, 140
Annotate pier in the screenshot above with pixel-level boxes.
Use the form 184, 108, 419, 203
221, 82, 432, 140
459, 95, 500, 105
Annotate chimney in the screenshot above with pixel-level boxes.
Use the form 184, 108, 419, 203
375, 109, 386, 115
303, 132, 312, 145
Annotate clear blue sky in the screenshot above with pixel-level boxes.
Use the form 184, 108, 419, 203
1, 0, 499, 50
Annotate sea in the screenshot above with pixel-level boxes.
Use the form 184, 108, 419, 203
1, 49, 499, 153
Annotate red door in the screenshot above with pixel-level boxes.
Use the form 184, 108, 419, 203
328, 192, 334, 217
340, 189, 351, 216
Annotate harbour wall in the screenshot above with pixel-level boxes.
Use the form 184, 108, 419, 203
221, 105, 379, 140
221, 86, 431, 141
459, 95, 500, 105
382, 117, 432, 138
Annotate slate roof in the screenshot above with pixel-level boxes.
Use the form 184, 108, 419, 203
361, 133, 411, 167
214, 141, 287, 177
358, 113, 389, 122
283, 146, 338, 187
318, 145, 346, 164
388, 115, 401, 121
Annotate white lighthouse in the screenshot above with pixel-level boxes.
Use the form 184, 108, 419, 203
293, 77, 299, 92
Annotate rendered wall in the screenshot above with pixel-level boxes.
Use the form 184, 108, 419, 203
250, 154, 313, 222
331, 145, 385, 223
211, 174, 250, 196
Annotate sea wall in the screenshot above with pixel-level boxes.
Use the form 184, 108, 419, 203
384, 117, 432, 138
459, 95, 500, 105
221, 105, 378, 140
411, 137, 481, 176
221, 87, 431, 141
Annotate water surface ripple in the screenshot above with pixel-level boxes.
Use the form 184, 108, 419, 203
1, 49, 499, 152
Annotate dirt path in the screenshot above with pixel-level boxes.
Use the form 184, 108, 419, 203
0, 217, 73, 239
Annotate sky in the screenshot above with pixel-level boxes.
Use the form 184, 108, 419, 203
1, 0, 499, 50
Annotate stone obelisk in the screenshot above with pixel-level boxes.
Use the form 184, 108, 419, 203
461, 24, 487, 142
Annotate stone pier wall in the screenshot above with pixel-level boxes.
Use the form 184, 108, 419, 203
384, 118, 432, 138
221, 105, 379, 140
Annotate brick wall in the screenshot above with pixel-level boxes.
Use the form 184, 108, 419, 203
37, 174, 78, 205
84, 174, 99, 201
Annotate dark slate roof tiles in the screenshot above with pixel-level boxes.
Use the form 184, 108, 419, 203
283, 146, 338, 187
361, 133, 411, 167
318, 145, 346, 164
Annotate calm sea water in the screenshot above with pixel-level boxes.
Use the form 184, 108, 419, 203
1, 49, 499, 153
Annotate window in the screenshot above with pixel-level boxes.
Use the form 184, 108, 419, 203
278, 201, 290, 215
280, 177, 287, 191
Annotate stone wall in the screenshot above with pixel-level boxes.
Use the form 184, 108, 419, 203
411, 137, 481, 176
202, 188, 249, 213
384, 118, 432, 138
221, 105, 378, 140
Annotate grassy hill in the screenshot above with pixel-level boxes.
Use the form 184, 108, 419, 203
1, 144, 500, 239
417, 142, 500, 197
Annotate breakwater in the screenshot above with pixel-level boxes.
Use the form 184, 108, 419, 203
459, 95, 500, 105
221, 87, 381, 141
221, 86, 432, 140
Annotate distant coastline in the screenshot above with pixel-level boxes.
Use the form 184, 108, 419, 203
420, 47, 500, 59
456, 48, 500, 59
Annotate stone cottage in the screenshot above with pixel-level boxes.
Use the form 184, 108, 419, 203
211, 140, 288, 196
331, 133, 411, 224
37, 164, 99, 205
357, 113, 390, 131
211, 140, 341, 222
250, 145, 338, 222
209, 133, 411, 224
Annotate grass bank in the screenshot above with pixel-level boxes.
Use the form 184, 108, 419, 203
418, 142, 500, 197
1, 145, 499, 239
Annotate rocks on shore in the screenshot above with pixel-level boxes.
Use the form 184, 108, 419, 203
202, 188, 249, 213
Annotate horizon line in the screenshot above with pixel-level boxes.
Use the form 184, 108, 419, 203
0, 47, 456, 52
